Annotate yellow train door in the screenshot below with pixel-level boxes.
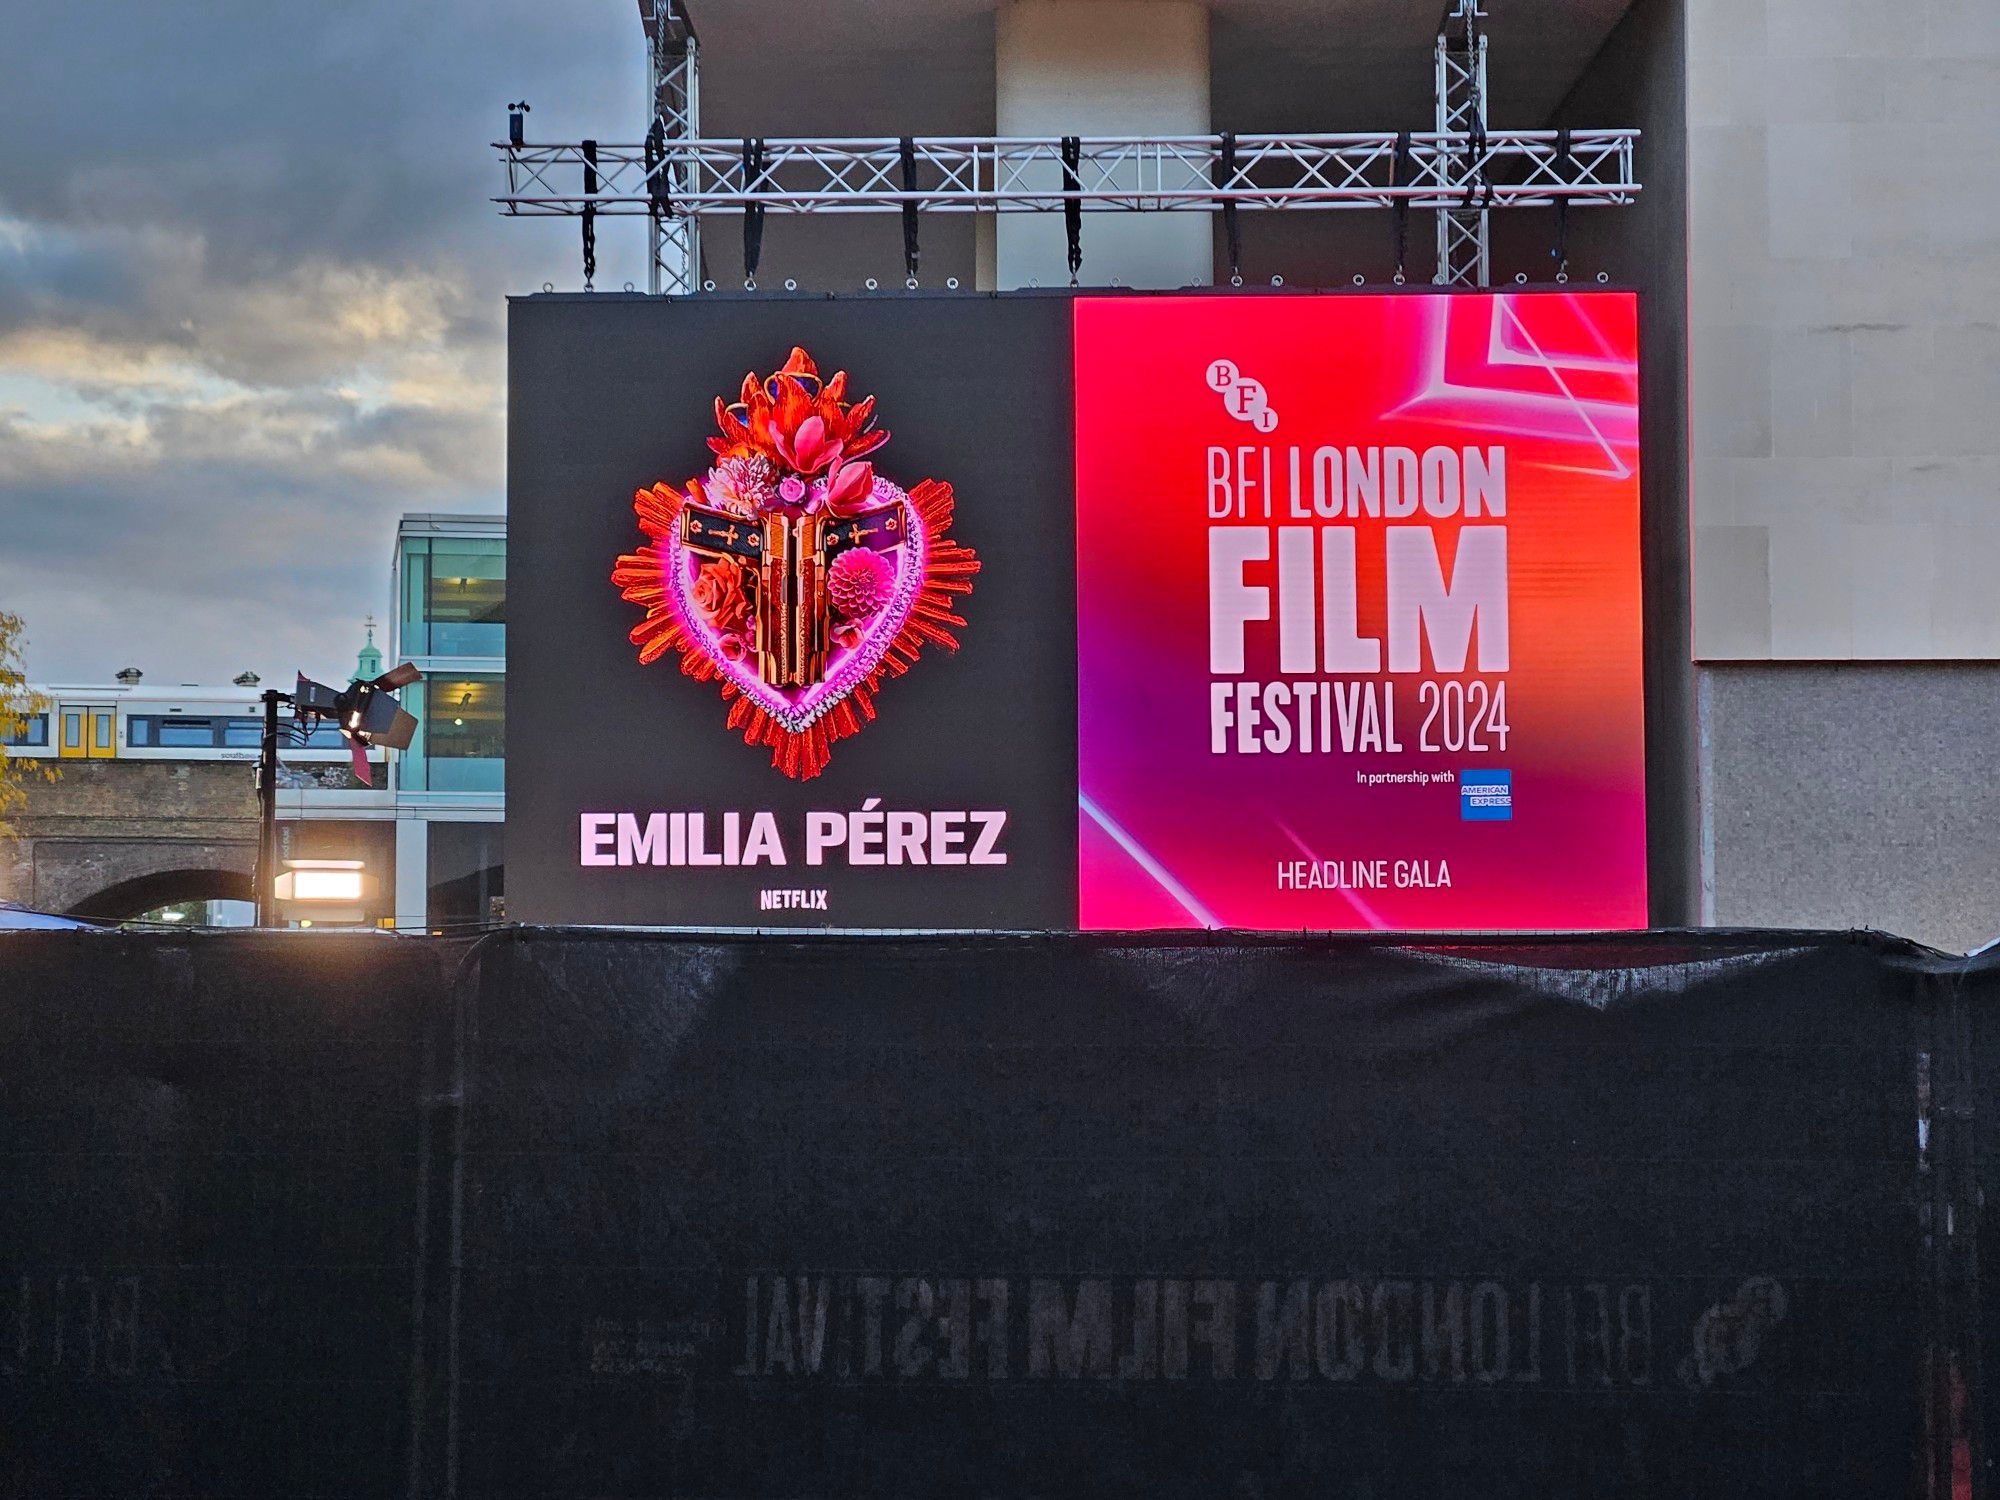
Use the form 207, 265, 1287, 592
58, 705, 116, 759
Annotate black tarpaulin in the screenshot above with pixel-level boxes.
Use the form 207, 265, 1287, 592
2, 927, 1992, 1497
0, 931, 461, 1498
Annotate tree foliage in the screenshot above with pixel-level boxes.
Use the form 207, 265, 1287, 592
0, 611, 57, 840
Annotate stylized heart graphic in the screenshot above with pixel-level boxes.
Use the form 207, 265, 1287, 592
613, 348, 978, 779
661, 475, 928, 735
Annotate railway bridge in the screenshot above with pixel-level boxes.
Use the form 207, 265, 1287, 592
0, 758, 261, 918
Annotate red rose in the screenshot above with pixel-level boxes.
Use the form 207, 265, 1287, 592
692, 556, 752, 633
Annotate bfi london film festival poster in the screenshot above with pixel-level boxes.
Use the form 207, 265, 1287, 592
1074, 292, 1649, 930
513, 292, 1646, 930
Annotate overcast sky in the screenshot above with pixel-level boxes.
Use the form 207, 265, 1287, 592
0, 0, 650, 684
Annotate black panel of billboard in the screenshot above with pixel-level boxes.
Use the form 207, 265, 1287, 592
507, 293, 1079, 928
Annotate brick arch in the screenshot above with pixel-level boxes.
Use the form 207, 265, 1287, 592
35, 839, 257, 918
66, 864, 257, 921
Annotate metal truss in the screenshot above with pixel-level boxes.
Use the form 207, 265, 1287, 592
1434, 0, 1491, 286
499, 129, 1637, 220
505, 0, 1635, 290
644, 1, 700, 294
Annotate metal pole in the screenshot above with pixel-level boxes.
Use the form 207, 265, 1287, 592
255, 688, 281, 927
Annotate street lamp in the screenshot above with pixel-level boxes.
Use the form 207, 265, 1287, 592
254, 662, 421, 927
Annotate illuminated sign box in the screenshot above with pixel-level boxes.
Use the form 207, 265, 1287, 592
506, 290, 1647, 931
273, 858, 379, 926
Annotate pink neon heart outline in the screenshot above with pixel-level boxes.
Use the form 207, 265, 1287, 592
663, 476, 927, 733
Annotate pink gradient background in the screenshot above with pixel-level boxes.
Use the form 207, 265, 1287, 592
1074, 292, 1648, 931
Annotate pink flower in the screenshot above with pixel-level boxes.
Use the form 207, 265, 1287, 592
828, 546, 895, 620
718, 632, 749, 662
774, 414, 843, 475
777, 474, 807, 508
823, 460, 875, 516
831, 621, 864, 651
709, 455, 777, 514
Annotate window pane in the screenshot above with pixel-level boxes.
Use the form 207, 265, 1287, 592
425, 541, 505, 655
63, 713, 81, 747
1, 714, 48, 747
94, 714, 112, 748
426, 756, 503, 793
127, 717, 154, 746
157, 719, 215, 747
401, 540, 430, 657
223, 719, 263, 747
424, 676, 505, 769
428, 820, 505, 926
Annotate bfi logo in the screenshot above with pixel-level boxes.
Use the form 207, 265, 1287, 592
1206, 359, 1278, 432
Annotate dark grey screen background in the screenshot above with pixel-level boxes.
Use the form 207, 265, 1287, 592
506, 293, 1079, 927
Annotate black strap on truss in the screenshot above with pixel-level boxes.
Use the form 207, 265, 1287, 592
1458, 5, 1490, 213
581, 138, 599, 290
1061, 135, 1083, 285
1465, 110, 1490, 209
741, 137, 767, 283
1216, 131, 1241, 281
899, 136, 920, 281
1552, 125, 1573, 273
1465, 55, 1491, 211
645, 116, 670, 219
1390, 130, 1413, 280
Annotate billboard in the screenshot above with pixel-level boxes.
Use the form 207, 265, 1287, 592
507, 289, 1646, 930
507, 295, 1080, 929
1074, 294, 1647, 929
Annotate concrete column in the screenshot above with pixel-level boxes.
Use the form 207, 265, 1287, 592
992, 0, 1212, 290
394, 814, 428, 930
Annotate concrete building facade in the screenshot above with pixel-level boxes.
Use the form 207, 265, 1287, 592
1682, 0, 2000, 947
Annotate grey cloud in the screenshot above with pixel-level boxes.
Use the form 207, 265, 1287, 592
0, 395, 495, 684
0, 0, 647, 679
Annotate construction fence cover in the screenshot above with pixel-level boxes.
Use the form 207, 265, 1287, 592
1, 926, 1992, 1497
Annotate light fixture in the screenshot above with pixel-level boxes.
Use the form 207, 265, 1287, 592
272, 858, 379, 927
277, 862, 367, 903
255, 661, 421, 925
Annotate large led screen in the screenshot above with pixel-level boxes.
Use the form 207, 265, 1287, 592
508, 290, 1647, 930
1075, 293, 1647, 929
